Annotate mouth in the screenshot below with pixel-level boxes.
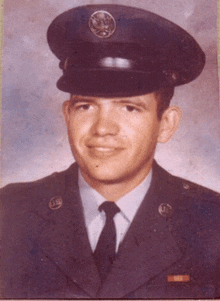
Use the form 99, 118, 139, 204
92, 146, 116, 151
87, 145, 124, 158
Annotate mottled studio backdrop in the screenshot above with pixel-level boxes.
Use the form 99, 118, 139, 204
2, 0, 220, 192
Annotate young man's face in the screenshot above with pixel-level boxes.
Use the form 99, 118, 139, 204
63, 93, 166, 185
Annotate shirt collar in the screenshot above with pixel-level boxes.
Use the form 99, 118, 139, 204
79, 170, 152, 225
116, 171, 152, 222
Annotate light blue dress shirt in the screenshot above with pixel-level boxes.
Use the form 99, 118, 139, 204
78, 170, 152, 252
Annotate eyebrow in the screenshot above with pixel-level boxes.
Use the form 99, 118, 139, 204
69, 97, 96, 105
70, 96, 148, 109
113, 99, 148, 110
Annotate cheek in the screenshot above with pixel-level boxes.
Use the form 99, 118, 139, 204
124, 118, 160, 146
67, 117, 91, 142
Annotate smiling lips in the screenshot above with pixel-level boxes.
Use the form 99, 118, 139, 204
87, 144, 124, 158
92, 147, 116, 152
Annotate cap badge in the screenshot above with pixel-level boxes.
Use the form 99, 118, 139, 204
49, 196, 63, 210
89, 10, 116, 38
158, 203, 173, 217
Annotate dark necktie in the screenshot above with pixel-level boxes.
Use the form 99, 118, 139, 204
93, 201, 120, 281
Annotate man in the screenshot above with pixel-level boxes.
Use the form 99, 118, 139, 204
1, 4, 220, 299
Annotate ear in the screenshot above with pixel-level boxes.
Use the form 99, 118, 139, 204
157, 106, 182, 143
62, 100, 71, 122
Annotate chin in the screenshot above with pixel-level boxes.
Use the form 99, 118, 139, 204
83, 164, 126, 184
90, 170, 121, 183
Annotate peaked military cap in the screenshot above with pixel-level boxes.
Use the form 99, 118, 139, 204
47, 4, 205, 97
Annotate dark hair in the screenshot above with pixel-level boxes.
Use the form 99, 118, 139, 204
154, 86, 175, 120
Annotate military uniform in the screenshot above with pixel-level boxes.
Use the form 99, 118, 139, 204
1, 4, 220, 299
1, 161, 220, 298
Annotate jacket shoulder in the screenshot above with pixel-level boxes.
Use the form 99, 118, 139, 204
0, 163, 78, 206
153, 163, 220, 257
172, 176, 220, 201
171, 174, 220, 203
168, 173, 220, 225
154, 161, 220, 203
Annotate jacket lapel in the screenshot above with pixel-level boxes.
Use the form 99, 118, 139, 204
31, 161, 185, 298
34, 164, 101, 297
97, 162, 185, 298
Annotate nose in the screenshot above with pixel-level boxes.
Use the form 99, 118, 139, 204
91, 107, 119, 137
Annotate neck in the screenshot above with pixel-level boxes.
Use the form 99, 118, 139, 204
81, 163, 153, 202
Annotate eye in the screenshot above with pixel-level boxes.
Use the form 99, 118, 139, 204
80, 104, 91, 110
124, 105, 138, 112
75, 103, 93, 111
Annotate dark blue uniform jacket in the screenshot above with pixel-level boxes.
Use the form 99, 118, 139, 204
1, 161, 220, 299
